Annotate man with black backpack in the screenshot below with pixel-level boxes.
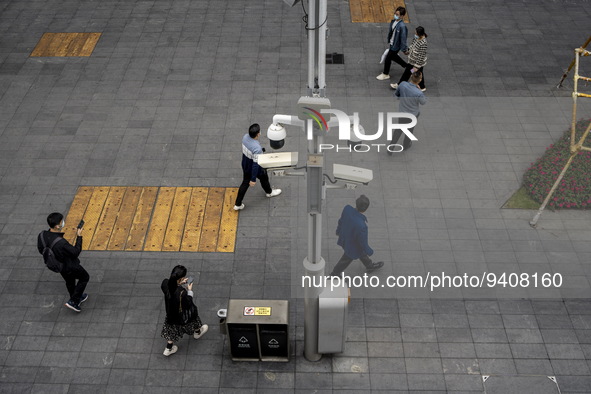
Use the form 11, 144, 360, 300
37, 212, 89, 313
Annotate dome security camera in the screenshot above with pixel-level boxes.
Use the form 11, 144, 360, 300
267, 123, 287, 150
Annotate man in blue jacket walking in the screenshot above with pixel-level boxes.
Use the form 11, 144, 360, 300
330, 195, 384, 276
234, 124, 281, 210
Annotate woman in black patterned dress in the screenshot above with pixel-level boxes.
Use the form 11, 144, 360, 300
160, 265, 208, 356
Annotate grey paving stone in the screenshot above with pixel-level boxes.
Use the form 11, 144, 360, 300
444, 374, 484, 392
369, 373, 408, 391
405, 357, 443, 374
556, 376, 591, 393
478, 358, 517, 375
1, 0, 591, 392
514, 358, 554, 375
403, 342, 441, 358
545, 344, 586, 360
506, 328, 545, 344
368, 357, 406, 374
406, 373, 447, 391
541, 329, 579, 344
471, 328, 508, 343
503, 314, 539, 329
436, 328, 473, 343
551, 359, 591, 376
510, 343, 549, 359
331, 372, 371, 390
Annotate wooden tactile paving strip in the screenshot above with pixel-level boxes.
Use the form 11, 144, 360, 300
350, 0, 409, 23
30, 32, 101, 57
63, 186, 239, 253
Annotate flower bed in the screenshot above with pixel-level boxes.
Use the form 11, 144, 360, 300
523, 119, 591, 210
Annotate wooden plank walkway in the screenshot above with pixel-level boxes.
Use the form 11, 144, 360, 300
63, 186, 240, 253
350, 0, 409, 23
30, 33, 101, 57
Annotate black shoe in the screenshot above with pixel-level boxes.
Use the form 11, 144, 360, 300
65, 300, 81, 313
79, 294, 88, 304
366, 261, 384, 273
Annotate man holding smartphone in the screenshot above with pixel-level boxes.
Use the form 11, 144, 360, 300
37, 212, 89, 313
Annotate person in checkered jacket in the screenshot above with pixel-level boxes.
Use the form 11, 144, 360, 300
390, 26, 428, 92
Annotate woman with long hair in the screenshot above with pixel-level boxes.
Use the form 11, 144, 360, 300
160, 265, 208, 356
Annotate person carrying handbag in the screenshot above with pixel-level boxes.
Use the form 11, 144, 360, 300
390, 26, 428, 92
160, 265, 208, 356
376, 6, 408, 81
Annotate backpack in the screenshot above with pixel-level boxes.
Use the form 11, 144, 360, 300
39, 231, 64, 273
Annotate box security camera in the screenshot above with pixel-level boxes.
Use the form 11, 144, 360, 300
332, 164, 373, 184
258, 152, 299, 169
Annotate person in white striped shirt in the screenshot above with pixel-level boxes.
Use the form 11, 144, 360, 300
233, 124, 282, 211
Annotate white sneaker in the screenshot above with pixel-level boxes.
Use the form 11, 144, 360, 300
194, 324, 209, 339
266, 189, 282, 198
376, 73, 390, 80
163, 345, 178, 356
233, 204, 245, 211
390, 83, 398, 89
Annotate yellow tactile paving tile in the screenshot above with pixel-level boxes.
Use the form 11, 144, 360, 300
78, 33, 101, 56
350, 0, 409, 23
217, 188, 239, 252
198, 187, 225, 252
126, 187, 158, 251
30, 32, 101, 57
82, 187, 110, 245
89, 187, 126, 250
162, 187, 192, 252
107, 187, 142, 250
180, 187, 209, 252
143, 187, 176, 251
63, 186, 94, 244
63, 186, 238, 253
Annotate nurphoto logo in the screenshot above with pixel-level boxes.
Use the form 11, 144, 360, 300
304, 109, 418, 153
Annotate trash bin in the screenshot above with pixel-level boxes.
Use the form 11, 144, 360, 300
259, 324, 289, 360
228, 324, 259, 360
225, 299, 289, 362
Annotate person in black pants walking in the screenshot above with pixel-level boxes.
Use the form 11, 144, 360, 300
233, 123, 282, 210
37, 212, 89, 312
390, 26, 428, 92
330, 195, 384, 277
376, 6, 409, 81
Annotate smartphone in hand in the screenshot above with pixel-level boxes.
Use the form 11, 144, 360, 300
186, 276, 194, 285
77, 220, 85, 229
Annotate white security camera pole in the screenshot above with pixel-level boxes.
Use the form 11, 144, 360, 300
302, 0, 328, 362
271, 0, 329, 362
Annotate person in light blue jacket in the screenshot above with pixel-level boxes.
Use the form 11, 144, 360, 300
330, 195, 384, 276
377, 6, 409, 81
389, 71, 427, 153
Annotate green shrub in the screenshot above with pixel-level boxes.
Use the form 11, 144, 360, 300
523, 119, 591, 209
